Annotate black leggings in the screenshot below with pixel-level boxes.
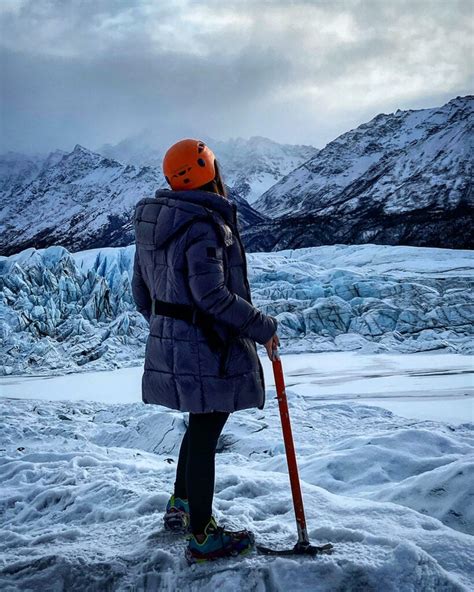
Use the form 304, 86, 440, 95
174, 411, 229, 534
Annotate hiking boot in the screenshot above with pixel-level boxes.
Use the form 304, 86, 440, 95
163, 494, 190, 533
185, 516, 255, 564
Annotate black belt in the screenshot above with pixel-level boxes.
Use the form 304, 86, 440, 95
151, 299, 233, 376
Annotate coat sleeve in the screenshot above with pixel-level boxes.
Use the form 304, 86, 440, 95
131, 248, 151, 323
185, 221, 278, 345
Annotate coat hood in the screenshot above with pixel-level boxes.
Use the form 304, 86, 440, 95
134, 188, 237, 250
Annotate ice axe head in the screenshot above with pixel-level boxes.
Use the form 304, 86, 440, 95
293, 541, 334, 556
256, 541, 334, 556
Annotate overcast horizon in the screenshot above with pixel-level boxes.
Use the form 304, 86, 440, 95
1, 0, 472, 155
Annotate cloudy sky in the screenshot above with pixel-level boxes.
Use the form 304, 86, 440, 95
1, 0, 472, 154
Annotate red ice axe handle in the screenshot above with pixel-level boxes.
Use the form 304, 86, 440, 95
271, 346, 310, 546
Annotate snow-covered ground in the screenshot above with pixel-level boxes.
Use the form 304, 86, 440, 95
1, 242, 473, 589
1, 351, 473, 590
1, 243, 473, 376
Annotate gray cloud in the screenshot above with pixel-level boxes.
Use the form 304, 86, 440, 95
1, 0, 472, 154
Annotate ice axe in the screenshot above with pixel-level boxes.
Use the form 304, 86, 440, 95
256, 343, 334, 557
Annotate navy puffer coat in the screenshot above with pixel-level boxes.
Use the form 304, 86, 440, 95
131, 188, 278, 414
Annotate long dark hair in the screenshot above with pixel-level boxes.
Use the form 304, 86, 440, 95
194, 159, 228, 199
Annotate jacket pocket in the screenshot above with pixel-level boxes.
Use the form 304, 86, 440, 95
219, 337, 236, 377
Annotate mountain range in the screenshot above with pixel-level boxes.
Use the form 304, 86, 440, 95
0, 145, 269, 256
0, 96, 472, 256
100, 134, 318, 204
246, 96, 473, 250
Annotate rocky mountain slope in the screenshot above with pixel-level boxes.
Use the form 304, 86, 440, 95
247, 96, 473, 250
0, 145, 266, 256
0, 145, 164, 255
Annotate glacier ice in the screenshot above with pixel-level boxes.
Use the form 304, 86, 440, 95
0, 243, 473, 375
0, 246, 148, 375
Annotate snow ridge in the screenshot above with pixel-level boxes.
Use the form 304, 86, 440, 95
0, 146, 166, 256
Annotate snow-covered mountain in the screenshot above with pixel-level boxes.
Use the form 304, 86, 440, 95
249, 96, 473, 250
254, 96, 472, 218
1, 97, 471, 255
100, 134, 318, 204
0, 145, 266, 256
202, 136, 318, 204
0, 149, 67, 197
0, 145, 165, 255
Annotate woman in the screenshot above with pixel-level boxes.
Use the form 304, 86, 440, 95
132, 138, 279, 564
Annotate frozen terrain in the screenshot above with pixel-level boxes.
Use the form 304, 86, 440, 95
1, 243, 473, 376
1, 373, 473, 590
1, 240, 473, 589
2, 352, 472, 425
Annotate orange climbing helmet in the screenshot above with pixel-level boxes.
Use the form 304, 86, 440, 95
162, 138, 217, 191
